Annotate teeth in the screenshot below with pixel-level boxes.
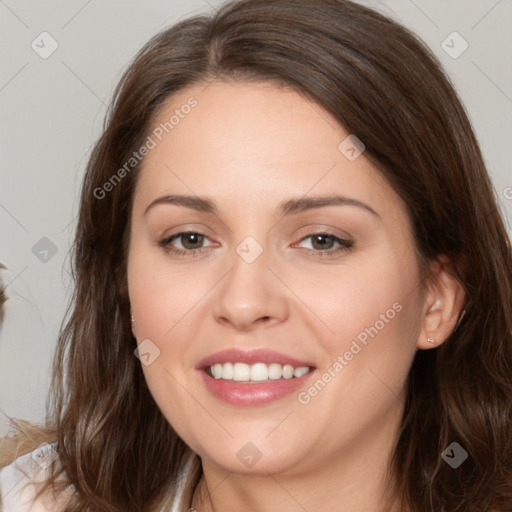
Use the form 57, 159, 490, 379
250, 363, 268, 382
208, 362, 312, 381
282, 364, 294, 379
268, 363, 282, 380
222, 362, 233, 380
293, 366, 310, 378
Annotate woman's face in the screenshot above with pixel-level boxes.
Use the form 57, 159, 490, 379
127, 80, 426, 477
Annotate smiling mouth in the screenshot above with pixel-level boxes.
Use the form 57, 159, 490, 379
204, 362, 315, 382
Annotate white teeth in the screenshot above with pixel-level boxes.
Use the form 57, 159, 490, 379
208, 362, 311, 381
268, 363, 282, 380
222, 362, 233, 380
233, 362, 250, 381
282, 364, 294, 379
250, 363, 268, 382
293, 366, 310, 378
212, 364, 223, 379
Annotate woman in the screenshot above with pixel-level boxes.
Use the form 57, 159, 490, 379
1, 0, 511, 510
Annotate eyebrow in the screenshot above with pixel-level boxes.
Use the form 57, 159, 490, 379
143, 194, 380, 219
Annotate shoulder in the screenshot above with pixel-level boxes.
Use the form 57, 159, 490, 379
0, 441, 70, 512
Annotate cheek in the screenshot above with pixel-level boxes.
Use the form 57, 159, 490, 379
348, 267, 422, 402
126, 244, 221, 405
284, 249, 420, 349
127, 240, 207, 341
127, 252, 204, 435
286, 260, 421, 448
287, 246, 422, 403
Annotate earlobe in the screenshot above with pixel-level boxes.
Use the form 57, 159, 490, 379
417, 256, 466, 350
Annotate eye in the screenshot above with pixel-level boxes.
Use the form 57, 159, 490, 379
293, 232, 353, 256
158, 231, 215, 256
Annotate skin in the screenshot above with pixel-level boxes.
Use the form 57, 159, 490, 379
127, 80, 465, 512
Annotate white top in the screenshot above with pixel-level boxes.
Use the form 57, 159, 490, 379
0, 442, 65, 511
0, 442, 196, 511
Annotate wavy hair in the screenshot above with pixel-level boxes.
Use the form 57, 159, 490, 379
1, 0, 511, 510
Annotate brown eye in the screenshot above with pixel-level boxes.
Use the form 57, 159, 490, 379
159, 231, 214, 256
176, 233, 204, 250
310, 234, 336, 250
294, 232, 354, 257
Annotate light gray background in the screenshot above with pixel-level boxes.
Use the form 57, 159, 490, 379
1, 0, 511, 430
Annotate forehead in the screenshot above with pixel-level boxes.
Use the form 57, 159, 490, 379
132, 80, 407, 225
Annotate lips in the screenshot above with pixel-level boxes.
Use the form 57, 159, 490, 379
196, 348, 317, 406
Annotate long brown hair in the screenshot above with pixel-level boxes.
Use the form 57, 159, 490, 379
2, 0, 511, 510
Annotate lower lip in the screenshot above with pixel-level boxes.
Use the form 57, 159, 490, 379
199, 369, 316, 406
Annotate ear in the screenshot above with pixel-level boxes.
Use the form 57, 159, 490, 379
417, 255, 466, 350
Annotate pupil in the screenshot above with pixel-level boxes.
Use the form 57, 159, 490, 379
183, 233, 203, 249
313, 234, 332, 250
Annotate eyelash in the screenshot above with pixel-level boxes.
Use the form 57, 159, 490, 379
158, 231, 354, 258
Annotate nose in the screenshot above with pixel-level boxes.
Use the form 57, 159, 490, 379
212, 240, 289, 331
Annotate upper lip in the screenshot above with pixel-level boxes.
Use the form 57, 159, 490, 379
196, 348, 316, 369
